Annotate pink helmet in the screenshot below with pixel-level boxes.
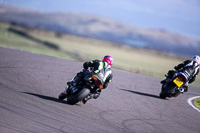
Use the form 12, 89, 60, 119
102, 55, 113, 66
192, 55, 200, 65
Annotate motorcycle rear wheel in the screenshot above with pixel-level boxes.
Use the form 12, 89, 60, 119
160, 82, 177, 99
67, 88, 90, 105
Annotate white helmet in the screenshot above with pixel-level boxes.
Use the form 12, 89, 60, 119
192, 55, 200, 65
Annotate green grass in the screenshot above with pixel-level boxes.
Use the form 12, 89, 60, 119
0, 21, 200, 87
194, 97, 200, 110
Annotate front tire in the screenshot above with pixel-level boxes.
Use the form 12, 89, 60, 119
159, 91, 167, 99
58, 93, 67, 100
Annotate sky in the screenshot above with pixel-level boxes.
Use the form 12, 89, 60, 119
1, 0, 200, 40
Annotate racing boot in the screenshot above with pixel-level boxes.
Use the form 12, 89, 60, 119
82, 95, 92, 104
68, 72, 83, 87
160, 79, 166, 84
91, 88, 101, 99
183, 83, 188, 92
67, 81, 76, 87
67, 77, 80, 87
82, 89, 101, 104
161, 72, 173, 84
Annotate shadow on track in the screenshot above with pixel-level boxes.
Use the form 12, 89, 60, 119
22, 92, 67, 104
120, 89, 162, 99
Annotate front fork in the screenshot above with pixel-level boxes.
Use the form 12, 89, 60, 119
62, 86, 69, 94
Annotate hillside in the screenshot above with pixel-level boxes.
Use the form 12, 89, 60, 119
0, 5, 199, 57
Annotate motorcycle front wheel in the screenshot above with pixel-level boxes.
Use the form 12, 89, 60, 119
58, 93, 67, 100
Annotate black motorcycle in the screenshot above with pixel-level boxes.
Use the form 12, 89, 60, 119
160, 70, 191, 99
58, 70, 103, 105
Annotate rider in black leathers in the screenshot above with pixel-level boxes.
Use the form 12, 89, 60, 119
65, 55, 113, 104
161, 55, 200, 92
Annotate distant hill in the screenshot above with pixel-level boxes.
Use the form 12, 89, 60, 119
0, 5, 199, 57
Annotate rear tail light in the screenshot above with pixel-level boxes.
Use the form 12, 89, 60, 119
178, 74, 187, 82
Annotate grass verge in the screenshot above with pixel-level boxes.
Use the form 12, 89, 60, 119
194, 97, 200, 110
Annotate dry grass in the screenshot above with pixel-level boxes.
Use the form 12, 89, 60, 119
0, 21, 199, 87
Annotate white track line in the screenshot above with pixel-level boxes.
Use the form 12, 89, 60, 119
187, 96, 200, 112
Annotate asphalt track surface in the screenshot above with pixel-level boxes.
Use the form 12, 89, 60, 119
0, 46, 200, 133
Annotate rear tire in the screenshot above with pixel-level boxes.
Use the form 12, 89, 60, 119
160, 82, 177, 99
67, 88, 90, 105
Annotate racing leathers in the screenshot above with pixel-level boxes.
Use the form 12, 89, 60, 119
67, 59, 113, 102
83, 59, 113, 89
174, 60, 199, 83
161, 60, 199, 92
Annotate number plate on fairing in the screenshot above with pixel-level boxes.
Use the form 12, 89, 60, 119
173, 77, 183, 87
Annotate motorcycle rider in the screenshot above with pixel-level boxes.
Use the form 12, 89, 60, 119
61, 55, 113, 104
161, 55, 200, 92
